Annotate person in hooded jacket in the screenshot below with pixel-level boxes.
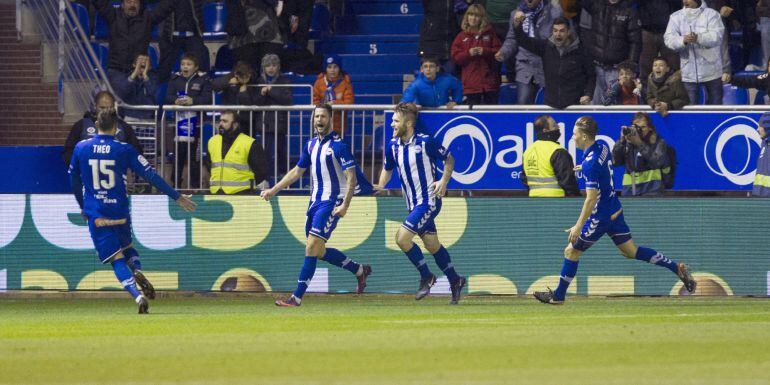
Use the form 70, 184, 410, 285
312, 55, 354, 134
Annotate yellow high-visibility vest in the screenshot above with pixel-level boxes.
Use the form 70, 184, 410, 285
523, 140, 565, 197
208, 133, 255, 194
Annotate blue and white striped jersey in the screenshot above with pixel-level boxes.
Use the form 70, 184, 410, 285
298, 132, 356, 205
384, 134, 449, 211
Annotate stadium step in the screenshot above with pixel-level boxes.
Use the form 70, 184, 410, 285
319, 34, 419, 55
0, 6, 66, 146
335, 14, 421, 35
345, 0, 423, 15
337, 54, 420, 75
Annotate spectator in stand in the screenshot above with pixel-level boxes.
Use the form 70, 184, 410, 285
495, 0, 563, 104
157, 0, 209, 84
708, 0, 758, 72
254, 54, 293, 178
646, 56, 690, 116
513, 15, 595, 109
580, 0, 641, 105
225, 0, 285, 74
602, 60, 644, 106
164, 53, 212, 189
95, 0, 178, 87
451, 4, 502, 105
312, 55, 354, 134
760, 0, 770, 70
420, 0, 461, 74
612, 112, 674, 196
214, 61, 258, 106
638, 0, 681, 82
665, 0, 724, 105
281, 0, 314, 49
486, 0, 519, 81
730, 59, 770, 104
111, 53, 158, 120
63, 91, 143, 164
402, 56, 464, 108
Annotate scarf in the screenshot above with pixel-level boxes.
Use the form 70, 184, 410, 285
652, 71, 671, 87
324, 75, 343, 103
519, 1, 545, 38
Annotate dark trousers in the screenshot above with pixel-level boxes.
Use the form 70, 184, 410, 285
640, 30, 680, 82
232, 43, 284, 74
492, 21, 517, 82
465, 91, 500, 105
158, 35, 210, 83
173, 138, 202, 189
684, 78, 723, 105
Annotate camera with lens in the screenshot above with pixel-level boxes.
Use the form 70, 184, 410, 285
622, 124, 639, 137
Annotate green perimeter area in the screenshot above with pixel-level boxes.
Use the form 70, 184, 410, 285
1, 295, 769, 385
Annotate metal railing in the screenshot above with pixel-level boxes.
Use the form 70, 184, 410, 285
24, 0, 116, 114
116, 104, 390, 192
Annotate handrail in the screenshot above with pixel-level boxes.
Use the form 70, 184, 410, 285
117, 104, 770, 112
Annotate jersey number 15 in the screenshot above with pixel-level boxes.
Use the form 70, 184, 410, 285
88, 159, 116, 189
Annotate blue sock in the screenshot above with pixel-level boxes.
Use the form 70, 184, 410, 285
293, 257, 317, 299
111, 259, 142, 299
553, 258, 579, 301
405, 244, 432, 279
124, 247, 141, 272
323, 248, 361, 275
635, 246, 679, 274
432, 246, 460, 282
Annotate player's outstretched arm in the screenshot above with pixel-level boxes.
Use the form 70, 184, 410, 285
375, 168, 393, 191
261, 166, 306, 201
126, 147, 192, 210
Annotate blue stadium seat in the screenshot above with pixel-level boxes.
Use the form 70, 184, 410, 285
203, 2, 227, 40
214, 45, 234, 73
309, 2, 331, 39
147, 45, 158, 69
69, 2, 90, 37
93, 2, 119, 39
498, 84, 517, 105
534, 88, 544, 104
722, 84, 750, 105
90, 43, 109, 72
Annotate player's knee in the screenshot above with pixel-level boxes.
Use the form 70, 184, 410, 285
422, 238, 441, 254
395, 234, 412, 252
564, 245, 580, 261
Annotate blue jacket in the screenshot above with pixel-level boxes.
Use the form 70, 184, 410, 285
401, 73, 463, 107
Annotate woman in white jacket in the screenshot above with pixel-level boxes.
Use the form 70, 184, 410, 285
664, 0, 724, 105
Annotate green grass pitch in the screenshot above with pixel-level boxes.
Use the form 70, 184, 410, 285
1, 294, 769, 385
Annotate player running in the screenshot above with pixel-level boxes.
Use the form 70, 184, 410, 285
534, 116, 697, 305
262, 103, 373, 307
69, 109, 196, 314
375, 103, 466, 304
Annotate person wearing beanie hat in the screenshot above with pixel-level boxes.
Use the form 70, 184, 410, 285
312, 54, 355, 134
752, 112, 770, 197
254, 53, 293, 178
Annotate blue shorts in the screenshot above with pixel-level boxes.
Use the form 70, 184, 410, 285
305, 200, 342, 241
572, 211, 632, 252
402, 200, 442, 236
88, 218, 133, 264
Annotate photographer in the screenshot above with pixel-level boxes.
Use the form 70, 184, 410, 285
612, 112, 674, 196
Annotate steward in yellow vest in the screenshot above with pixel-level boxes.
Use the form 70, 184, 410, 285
522, 115, 579, 197
204, 111, 268, 194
